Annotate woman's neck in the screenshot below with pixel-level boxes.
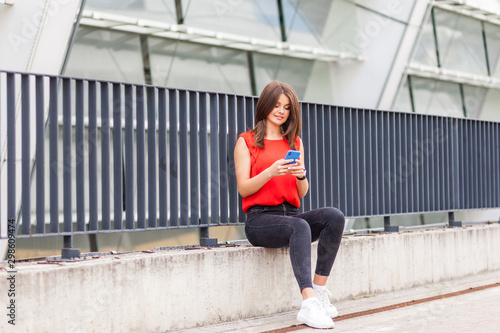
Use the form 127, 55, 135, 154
265, 123, 283, 140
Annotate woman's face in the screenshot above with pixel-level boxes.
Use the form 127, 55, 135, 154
266, 93, 290, 128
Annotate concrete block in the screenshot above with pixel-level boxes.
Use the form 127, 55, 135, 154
1, 224, 499, 333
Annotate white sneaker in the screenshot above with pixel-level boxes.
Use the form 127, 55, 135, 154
296, 297, 335, 329
315, 288, 339, 318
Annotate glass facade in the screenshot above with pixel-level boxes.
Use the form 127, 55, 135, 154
65, 27, 145, 84
65, 0, 363, 103
394, 3, 500, 122
148, 37, 251, 94
434, 8, 487, 76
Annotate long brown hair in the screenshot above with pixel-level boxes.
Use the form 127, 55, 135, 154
252, 81, 301, 149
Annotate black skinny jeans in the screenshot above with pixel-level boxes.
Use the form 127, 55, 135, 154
245, 202, 345, 291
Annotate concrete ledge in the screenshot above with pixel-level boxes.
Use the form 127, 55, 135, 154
1, 224, 500, 333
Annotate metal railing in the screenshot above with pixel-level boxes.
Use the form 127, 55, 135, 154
1, 71, 499, 257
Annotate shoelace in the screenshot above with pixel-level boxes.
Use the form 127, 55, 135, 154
316, 288, 334, 307
306, 298, 324, 312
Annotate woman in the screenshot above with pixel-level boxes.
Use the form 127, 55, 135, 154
234, 81, 345, 329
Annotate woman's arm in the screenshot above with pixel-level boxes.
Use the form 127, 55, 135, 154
286, 139, 309, 198
234, 137, 290, 198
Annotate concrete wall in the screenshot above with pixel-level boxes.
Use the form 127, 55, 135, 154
1, 224, 500, 333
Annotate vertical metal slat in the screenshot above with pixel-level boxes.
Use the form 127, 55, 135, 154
227, 95, 238, 223
179, 90, 189, 226
169, 89, 178, 227
35, 75, 45, 234
113, 83, 123, 230
7, 73, 16, 227
210, 94, 219, 224
101, 82, 111, 230
301, 102, 311, 212
63, 78, 72, 233
75, 79, 85, 232
317, 105, 326, 209
136, 86, 146, 228
88, 81, 98, 231
147, 87, 157, 228
49, 77, 59, 233
158, 88, 167, 227
338, 107, 347, 215
332, 106, 340, 210
219, 94, 228, 224
324, 106, 333, 208
310, 104, 319, 210
125, 84, 135, 229
190, 91, 200, 226
199, 93, 209, 225
351, 108, 359, 216
21, 74, 31, 235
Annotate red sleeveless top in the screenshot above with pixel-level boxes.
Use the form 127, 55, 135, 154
239, 131, 301, 213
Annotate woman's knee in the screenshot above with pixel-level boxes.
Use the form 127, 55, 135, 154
322, 207, 345, 228
289, 218, 312, 239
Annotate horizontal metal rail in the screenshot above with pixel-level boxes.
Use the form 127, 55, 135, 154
1, 70, 499, 245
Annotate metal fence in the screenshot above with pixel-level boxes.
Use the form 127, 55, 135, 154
1, 71, 499, 256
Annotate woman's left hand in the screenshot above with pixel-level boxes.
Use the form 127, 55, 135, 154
286, 160, 305, 178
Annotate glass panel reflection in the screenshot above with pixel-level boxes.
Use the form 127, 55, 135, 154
148, 38, 251, 95
410, 77, 463, 117
284, 0, 358, 51
411, 13, 437, 67
393, 77, 413, 113
484, 22, 500, 79
64, 27, 145, 84
462, 84, 487, 119
434, 9, 488, 76
253, 53, 314, 99
183, 0, 281, 40
85, 0, 177, 23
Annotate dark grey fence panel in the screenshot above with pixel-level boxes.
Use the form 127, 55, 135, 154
199, 93, 209, 226
324, 106, 333, 209
136, 86, 146, 229
125, 84, 135, 230
190, 91, 199, 226
62, 78, 72, 233
337, 107, 347, 215
49, 77, 59, 233
113, 83, 123, 230
147, 87, 157, 228
21, 74, 30, 235
2, 71, 500, 243
7, 73, 15, 225
179, 90, 189, 226
35, 76, 45, 234
228, 95, 238, 224
101, 82, 111, 230
76, 79, 85, 232
309, 104, 319, 210
169, 89, 178, 227
219, 94, 228, 225
88, 81, 98, 231
209, 93, 219, 225
158, 88, 167, 228
301, 102, 310, 212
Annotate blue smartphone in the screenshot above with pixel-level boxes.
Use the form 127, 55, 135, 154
284, 150, 300, 165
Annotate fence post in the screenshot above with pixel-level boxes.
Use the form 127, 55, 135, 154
61, 235, 80, 259
448, 212, 462, 227
384, 216, 399, 232
199, 227, 217, 247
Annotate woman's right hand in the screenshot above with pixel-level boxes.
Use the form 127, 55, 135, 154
266, 159, 294, 178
